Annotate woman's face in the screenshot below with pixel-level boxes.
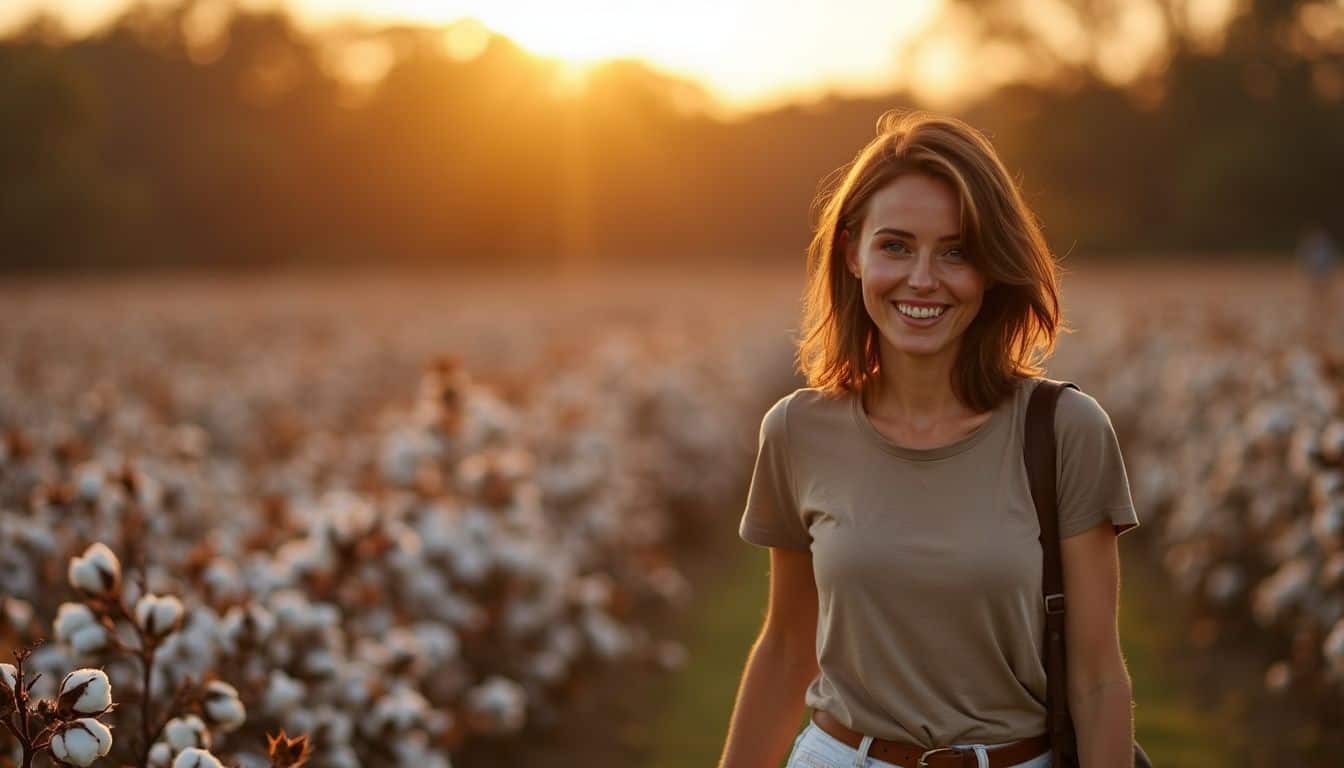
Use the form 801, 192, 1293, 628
844, 172, 988, 364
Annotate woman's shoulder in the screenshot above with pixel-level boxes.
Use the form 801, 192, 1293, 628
1045, 380, 1119, 438
774, 385, 853, 417
759, 386, 851, 438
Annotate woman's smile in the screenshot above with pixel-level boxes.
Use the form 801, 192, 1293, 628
892, 300, 951, 327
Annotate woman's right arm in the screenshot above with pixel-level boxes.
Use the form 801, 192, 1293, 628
718, 545, 819, 768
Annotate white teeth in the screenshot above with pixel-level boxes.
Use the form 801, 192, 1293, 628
896, 303, 946, 319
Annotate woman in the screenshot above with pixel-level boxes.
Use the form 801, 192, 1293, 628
719, 110, 1140, 768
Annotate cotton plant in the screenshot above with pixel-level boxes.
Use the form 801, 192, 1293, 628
0, 649, 115, 767
41, 542, 281, 768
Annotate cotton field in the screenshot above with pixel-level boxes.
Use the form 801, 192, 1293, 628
0, 270, 800, 767
1, 264, 1340, 765
1054, 265, 1344, 734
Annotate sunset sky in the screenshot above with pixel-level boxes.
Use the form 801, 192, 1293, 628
2, 0, 947, 110
1, 0, 1249, 113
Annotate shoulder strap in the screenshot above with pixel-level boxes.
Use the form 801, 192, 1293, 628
1023, 377, 1080, 758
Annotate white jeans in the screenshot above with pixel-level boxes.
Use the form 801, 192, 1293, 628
784, 720, 1053, 768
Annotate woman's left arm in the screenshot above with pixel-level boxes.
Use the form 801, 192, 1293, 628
1061, 522, 1134, 768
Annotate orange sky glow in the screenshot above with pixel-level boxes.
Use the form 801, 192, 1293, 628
2, 0, 1248, 115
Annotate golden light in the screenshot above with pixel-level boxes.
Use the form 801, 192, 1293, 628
286, 0, 943, 111
8, 0, 945, 112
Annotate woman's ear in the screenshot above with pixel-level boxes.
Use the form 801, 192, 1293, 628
838, 229, 855, 276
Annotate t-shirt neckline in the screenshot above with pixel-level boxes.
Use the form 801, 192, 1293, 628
850, 378, 1021, 461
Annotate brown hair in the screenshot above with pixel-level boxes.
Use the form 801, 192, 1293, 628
797, 108, 1068, 413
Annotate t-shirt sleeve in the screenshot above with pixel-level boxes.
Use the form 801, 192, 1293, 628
738, 393, 812, 551
1054, 387, 1140, 540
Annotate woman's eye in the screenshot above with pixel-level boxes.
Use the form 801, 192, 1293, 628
882, 241, 910, 254
942, 248, 965, 260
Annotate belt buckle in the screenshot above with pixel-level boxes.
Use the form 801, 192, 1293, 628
917, 746, 962, 768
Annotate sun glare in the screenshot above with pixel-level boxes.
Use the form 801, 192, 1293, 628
10, 0, 944, 112
289, 0, 943, 111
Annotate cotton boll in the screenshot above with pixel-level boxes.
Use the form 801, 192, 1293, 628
325, 746, 362, 768
201, 680, 246, 732
322, 490, 379, 546
269, 590, 340, 634
1312, 470, 1344, 508
546, 622, 584, 662
503, 596, 556, 637
147, 741, 174, 768
393, 732, 452, 768
274, 537, 335, 582
53, 603, 109, 655
1322, 420, 1344, 464
74, 462, 104, 503
50, 718, 113, 766
1204, 563, 1246, 606
1311, 498, 1344, 550
1, 596, 34, 633
463, 675, 526, 734
201, 558, 245, 603
172, 747, 224, 768
156, 606, 220, 681
412, 623, 460, 667
1323, 618, 1344, 676
364, 685, 430, 736
163, 714, 211, 752
218, 603, 276, 655
380, 427, 440, 487
525, 649, 568, 684
299, 648, 341, 680
0, 663, 16, 717
67, 542, 121, 596
310, 705, 355, 747
262, 670, 305, 715
1252, 558, 1315, 627
451, 544, 493, 585
580, 607, 632, 660
334, 660, 379, 709
646, 564, 692, 606
56, 668, 112, 716
135, 594, 185, 640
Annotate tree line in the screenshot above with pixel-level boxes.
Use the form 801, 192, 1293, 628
1, 0, 1341, 271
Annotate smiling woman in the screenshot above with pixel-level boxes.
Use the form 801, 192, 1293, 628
719, 109, 1142, 768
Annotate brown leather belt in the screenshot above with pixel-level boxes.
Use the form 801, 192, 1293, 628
811, 709, 1052, 768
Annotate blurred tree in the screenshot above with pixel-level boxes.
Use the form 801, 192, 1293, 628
0, 0, 1339, 270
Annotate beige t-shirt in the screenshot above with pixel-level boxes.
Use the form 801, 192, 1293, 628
738, 375, 1139, 748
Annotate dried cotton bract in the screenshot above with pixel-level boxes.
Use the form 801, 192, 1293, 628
50, 718, 114, 766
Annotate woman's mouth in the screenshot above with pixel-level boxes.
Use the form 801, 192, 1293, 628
892, 301, 949, 327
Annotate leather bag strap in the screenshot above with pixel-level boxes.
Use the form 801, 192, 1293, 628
1023, 377, 1081, 763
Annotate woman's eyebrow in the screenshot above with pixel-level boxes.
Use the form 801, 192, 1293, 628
872, 227, 960, 242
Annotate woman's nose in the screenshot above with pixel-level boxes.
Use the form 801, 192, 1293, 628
907, 252, 938, 290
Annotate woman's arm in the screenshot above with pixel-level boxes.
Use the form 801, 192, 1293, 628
1061, 523, 1134, 768
718, 546, 819, 768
